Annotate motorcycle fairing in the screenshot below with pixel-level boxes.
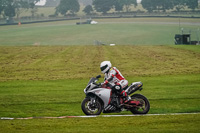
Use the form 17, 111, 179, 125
87, 88, 111, 108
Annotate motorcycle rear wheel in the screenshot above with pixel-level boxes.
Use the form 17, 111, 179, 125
130, 94, 150, 114
81, 97, 102, 115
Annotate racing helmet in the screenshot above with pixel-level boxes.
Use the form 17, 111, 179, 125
100, 61, 112, 74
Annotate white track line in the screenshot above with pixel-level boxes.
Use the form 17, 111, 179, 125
1, 112, 200, 120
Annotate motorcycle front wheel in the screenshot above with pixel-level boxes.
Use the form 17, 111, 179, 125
81, 97, 102, 115
130, 94, 150, 114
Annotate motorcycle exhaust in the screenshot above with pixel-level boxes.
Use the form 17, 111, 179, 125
125, 82, 143, 95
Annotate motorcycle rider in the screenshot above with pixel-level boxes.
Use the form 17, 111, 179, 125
100, 61, 129, 104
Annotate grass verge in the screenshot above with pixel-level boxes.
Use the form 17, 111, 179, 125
0, 114, 199, 133
0, 18, 199, 45
0, 74, 199, 118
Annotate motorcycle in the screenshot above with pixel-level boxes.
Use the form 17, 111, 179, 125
81, 75, 150, 115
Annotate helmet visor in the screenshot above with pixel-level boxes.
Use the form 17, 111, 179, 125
100, 65, 108, 72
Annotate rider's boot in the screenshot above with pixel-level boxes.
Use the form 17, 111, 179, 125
123, 96, 131, 104
120, 90, 130, 104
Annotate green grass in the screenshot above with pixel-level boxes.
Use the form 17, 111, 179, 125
0, 114, 200, 133
0, 45, 199, 81
0, 18, 199, 45
0, 74, 200, 118
171, 45, 200, 53
0, 45, 199, 118
0, 18, 200, 132
0, 45, 199, 132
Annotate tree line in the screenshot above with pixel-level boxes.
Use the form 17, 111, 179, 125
0, 0, 199, 19
141, 0, 199, 12
56, 0, 199, 16
0, 0, 40, 18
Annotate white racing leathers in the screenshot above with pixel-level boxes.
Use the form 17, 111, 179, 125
104, 67, 128, 91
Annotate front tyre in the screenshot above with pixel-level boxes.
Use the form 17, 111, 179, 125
130, 94, 150, 114
81, 97, 102, 115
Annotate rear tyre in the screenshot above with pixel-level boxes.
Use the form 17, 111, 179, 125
81, 97, 102, 115
130, 94, 150, 114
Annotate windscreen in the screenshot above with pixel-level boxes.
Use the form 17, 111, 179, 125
87, 77, 96, 85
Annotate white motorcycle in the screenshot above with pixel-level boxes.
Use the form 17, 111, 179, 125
81, 75, 150, 115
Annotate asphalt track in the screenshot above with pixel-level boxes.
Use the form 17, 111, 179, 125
1, 112, 200, 120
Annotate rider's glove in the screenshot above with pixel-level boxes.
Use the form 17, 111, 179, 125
104, 80, 108, 84
102, 80, 108, 86
101, 80, 108, 87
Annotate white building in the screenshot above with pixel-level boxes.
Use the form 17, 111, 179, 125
137, 0, 142, 3
35, 0, 46, 6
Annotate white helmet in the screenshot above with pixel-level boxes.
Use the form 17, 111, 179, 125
100, 61, 112, 74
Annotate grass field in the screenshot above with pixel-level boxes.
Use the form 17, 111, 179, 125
0, 74, 200, 117
0, 18, 200, 132
0, 45, 199, 80
0, 114, 199, 133
0, 45, 200, 132
0, 18, 199, 45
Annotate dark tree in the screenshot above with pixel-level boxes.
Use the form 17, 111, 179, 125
92, 0, 114, 14
141, 0, 156, 12
141, 0, 174, 12
113, 0, 124, 12
186, 0, 198, 11
155, 0, 173, 12
0, 0, 5, 15
4, 0, 15, 17
123, 0, 137, 12
83, 5, 93, 15
172, 0, 187, 11
56, 0, 80, 16
0, 0, 39, 18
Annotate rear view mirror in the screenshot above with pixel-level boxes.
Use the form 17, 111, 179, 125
96, 75, 101, 79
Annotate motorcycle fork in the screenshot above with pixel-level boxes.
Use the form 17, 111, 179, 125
90, 96, 96, 105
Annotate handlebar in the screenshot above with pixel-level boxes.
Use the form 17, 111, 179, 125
96, 75, 101, 79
